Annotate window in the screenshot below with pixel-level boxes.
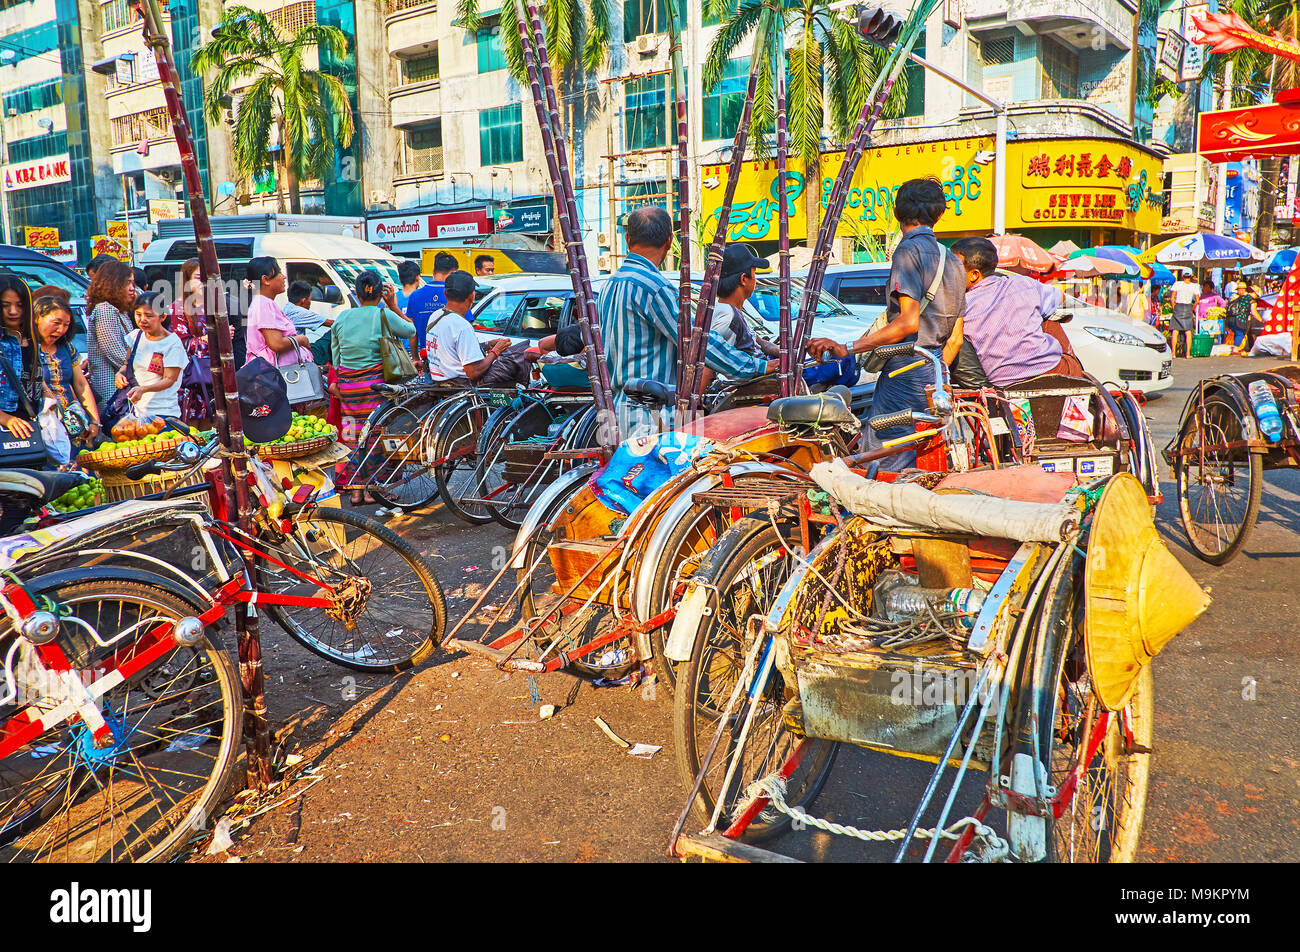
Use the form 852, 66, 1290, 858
102, 0, 133, 32
1041, 37, 1079, 99
702, 57, 747, 141
2, 80, 63, 116
404, 121, 443, 175
477, 27, 506, 72
286, 262, 339, 298
979, 36, 1015, 66
6, 130, 68, 164
832, 278, 888, 307
269, 1, 317, 34
901, 30, 926, 118
5, 23, 57, 67
623, 0, 665, 42
624, 74, 668, 150
472, 291, 525, 331
516, 295, 565, 338
479, 105, 522, 165
402, 49, 439, 84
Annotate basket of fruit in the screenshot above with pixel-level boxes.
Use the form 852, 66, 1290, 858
252, 413, 338, 459
78, 417, 197, 472
48, 477, 105, 513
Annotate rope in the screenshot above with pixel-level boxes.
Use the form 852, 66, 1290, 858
740, 775, 1010, 863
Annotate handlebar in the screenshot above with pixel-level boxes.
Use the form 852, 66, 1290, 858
124, 436, 218, 481
862, 343, 953, 432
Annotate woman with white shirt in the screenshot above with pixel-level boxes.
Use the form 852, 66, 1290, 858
116, 292, 186, 421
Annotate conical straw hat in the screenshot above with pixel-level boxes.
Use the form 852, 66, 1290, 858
1084, 474, 1210, 711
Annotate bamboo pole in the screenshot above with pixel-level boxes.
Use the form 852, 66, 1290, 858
774, 19, 793, 398
791, 0, 940, 359
681, 18, 771, 420
135, 0, 272, 789
514, 0, 619, 452
668, 0, 693, 399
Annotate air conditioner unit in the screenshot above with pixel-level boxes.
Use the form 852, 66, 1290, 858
597, 254, 612, 271
597, 231, 610, 247
635, 34, 656, 55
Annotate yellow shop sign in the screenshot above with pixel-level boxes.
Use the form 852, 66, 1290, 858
1012, 139, 1163, 233
700, 137, 994, 242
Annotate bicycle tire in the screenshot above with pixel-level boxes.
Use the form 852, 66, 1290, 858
1175, 397, 1263, 565
368, 402, 441, 510
0, 580, 240, 863
434, 397, 497, 525
483, 399, 573, 531
262, 506, 447, 672
672, 517, 838, 842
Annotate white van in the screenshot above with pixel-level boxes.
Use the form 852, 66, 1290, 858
139, 223, 403, 322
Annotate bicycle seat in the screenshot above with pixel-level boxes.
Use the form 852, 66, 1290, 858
624, 377, 676, 407
767, 386, 858, 429
0, 469, 87, 505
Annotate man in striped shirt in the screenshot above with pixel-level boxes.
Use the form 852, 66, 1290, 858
598, 206, 774, 430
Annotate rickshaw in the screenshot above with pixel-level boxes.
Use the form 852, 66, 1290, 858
1165, 367, 1300, 564
665, 361, 1207, 862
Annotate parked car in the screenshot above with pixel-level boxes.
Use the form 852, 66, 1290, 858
469, 272, 864, 349
0, 244, 89, 353
794, 263, 1172, 393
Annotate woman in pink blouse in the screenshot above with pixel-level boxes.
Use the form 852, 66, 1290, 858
245, 256, 314, 370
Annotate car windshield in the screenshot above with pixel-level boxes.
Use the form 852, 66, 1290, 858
749, 278, 849, 320
328, 258, 402, 291
0, 262, 86, 298
473, 290, 525, 330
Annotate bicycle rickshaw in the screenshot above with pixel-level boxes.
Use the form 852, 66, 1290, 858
1165, 367, 1300, 564
664, 355, 1204, 863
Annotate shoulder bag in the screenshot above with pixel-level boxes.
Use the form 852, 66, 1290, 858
101, 331, 144, 431
278, 339, 326, 405
378, 307, 418, 383
0, 349, 51, 468
865, 245, 948, 374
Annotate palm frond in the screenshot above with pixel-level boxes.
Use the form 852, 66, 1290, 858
455, 0, 484, 32
702, 0, 764, 91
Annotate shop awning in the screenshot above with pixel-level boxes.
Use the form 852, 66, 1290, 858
1198, 90, 1300, 163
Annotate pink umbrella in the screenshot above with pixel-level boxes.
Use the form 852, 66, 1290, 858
989, 234, 1057, 274
1053, 254, 1128, 278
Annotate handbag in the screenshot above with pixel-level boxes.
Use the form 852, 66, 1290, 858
864, 245, 949, 374
277, 341, 326, 405
102, 331, 144, 431
0, 349, 51, 469
378, 307, 417, 383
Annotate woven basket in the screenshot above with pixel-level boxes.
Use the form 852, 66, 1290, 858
79, 437, 195, 473
100, 468, 207, 503
254, 434, 335, 460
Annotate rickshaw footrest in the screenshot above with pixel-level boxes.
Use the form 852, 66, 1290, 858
672, 833, 803, 863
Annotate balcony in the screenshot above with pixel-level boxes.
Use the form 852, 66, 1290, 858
963, 0, 1135, 51
386, 0, 438, 56
389, 81, 441, 128
395, 145, 444, 182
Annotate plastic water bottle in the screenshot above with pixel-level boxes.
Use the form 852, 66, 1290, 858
1247, 380, 1284, 443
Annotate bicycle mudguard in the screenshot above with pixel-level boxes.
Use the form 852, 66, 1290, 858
508, 464, 597, 570
11, 566, 212, 618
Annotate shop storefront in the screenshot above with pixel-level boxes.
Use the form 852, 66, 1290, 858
698, 135, 1164, 254
366, 197, 553, 259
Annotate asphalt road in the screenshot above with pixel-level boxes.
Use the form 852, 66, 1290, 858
232, 354, 1300, 863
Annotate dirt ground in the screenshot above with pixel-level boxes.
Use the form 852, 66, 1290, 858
197, 354, 1300, 863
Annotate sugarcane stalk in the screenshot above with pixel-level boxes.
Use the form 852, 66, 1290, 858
775, 21, 793, 398
511, 0, 619, 452
135, 0, 272, 789
668, 0, 692, 400
682, 17, 771, 419
792, 0, 939, 359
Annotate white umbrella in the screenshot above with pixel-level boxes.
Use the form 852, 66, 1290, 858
1142, 233, 1265, 268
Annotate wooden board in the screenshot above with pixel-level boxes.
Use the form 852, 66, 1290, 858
673, 833, 803, 863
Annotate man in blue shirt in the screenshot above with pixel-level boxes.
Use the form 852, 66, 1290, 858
404, 251, 457, 354
395, 259, 423, 310
598, 206, 774, 434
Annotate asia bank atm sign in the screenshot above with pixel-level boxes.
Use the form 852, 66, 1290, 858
3, 154, 72, 192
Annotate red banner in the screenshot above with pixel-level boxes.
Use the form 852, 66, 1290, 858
1198, 95, 1300, 163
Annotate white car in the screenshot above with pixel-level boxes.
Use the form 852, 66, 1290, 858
797, 263, 1172, 394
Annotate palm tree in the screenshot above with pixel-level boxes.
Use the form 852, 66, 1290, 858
192, 6, 355, 214
703, 0, 909, 248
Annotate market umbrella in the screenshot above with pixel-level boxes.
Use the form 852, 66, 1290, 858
1140, 232, 1266, 268
1049, 239, 1081, 258
1069, 247, 1141, 276
989, 234, 1057, 274
1242, 247, 1297, 276
1110, 244, 1175, 283
1053, 254, 1129, 278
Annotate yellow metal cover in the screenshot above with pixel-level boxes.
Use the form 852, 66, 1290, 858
1084, 474, 1210, 711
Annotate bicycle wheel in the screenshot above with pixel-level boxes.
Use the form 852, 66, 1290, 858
481, 400, 571, 531
434, 397, 497, 525
673, 518, 837, 842
1175, 397, 1263, 564
0, 580, 240, 863
262, 506, 447, 672
369, 402, 440, 510
647, 474, 803, 698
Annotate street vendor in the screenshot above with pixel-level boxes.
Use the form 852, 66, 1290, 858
806, 177, 965, 470
597, 205, 776, 428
